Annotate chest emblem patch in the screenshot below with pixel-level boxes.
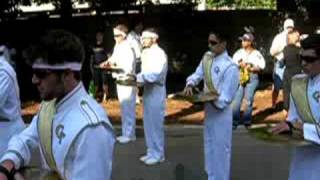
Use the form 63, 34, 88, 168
312, 91, 320, 103
214, 66, 220, 74
55, 124, 66, 144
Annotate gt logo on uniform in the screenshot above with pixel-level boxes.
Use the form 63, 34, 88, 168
56, 124, 66, 144
313, 91, 320, 103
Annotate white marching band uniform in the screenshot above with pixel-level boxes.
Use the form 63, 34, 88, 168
0, 56, 25, 157
109, 40, 137, 139
0, 83, 115, 180
186, 51, 239, 180
127, 31, 142, 62
287, 74, 320, 180
137, 44, 168, 161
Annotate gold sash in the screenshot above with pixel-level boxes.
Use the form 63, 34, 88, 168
202, 52, 218, 94
291, 77, 315, 124
38, 99, 58, 171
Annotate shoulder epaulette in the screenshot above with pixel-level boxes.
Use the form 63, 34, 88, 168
292, 73, 308, 80
79, 100, 100, 125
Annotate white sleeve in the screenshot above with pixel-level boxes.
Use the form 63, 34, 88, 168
0, 71, 10, 107
270, 35, 281, 56
186, 61, 204, 87
127, 36, 141, 59
232, 50, 242, 65
0, 116, 39, 169
287, 95, 299, 123
270, 34, 285, 59
110, 45, 135, 75
136, 51, 167, 84
65, 125, 115, 180
120, 47, 135, 74
254, 51, 266, 70
303, 123, 320, 145
213, 65, 240, 109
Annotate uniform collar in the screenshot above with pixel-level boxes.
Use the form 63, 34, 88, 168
215, 50, 228, 59
150, 44, 158, 49
56, 82, 83, 111
144, 44, 158, 50
310, 73, 320, 83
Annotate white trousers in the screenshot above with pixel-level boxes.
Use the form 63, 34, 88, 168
0, 119, 25, 156
116, 84, 136, 138
204, 104, 232, 180
143, 84, 166, 159
289, 145, 320, 180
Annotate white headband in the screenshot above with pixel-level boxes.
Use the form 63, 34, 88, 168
113, 28, 127, 37
32, 58, 82, 71
141, 31, 159, 39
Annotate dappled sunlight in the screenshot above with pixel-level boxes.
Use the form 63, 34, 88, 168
21, 87, 286, 124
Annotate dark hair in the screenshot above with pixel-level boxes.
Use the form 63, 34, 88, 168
301, 34, 320, 56
209, 31, 228, 43
288, 27, 299, 34
28, 29, 85, 65
114, 24, 128, 34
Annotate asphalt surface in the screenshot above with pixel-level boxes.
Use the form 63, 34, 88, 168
28, 125, 292, 180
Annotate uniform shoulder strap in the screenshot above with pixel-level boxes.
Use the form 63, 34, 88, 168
38, 99, 58, 171
291, 76, 316, 124
202, 52, 218, 94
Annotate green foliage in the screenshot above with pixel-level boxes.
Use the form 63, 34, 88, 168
0, 0, 22, 13
207, 0, 276, 9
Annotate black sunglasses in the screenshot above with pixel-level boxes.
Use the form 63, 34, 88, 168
33, 69, 63, 79
114, 34, 122, 38
208, 40, 219, 46
300, 55, 319, 64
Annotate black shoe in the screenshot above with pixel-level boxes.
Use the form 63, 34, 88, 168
244, 123, 251, 129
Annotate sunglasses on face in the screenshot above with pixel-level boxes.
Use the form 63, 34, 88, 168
114, 34, 122, 38
208, 40, 219, 46
33, 69, 63, 79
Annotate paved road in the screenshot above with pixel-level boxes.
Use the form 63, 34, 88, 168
28, 125, 292, 180
112, 125, 291, 180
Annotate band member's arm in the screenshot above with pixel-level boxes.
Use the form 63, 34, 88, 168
186, 61, 204, 87
99, 50, 116, 68
0, 72, 11, 107
272, 96, 300, 134
303, 123, 320, 145
119, 47, 135, 74
287, 95, 300, 124
0, 115, 39, 170
136, 51, 167, 85
65, 125, 115, 180
213, 65, 239, 110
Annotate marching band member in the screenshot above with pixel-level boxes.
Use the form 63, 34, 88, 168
0, 45, 25, 157
137, 28, 168, 165
0, 30, 115, 180
100, 24, 137, 144
183, 31, 239, 180
272, 34, 320, 180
